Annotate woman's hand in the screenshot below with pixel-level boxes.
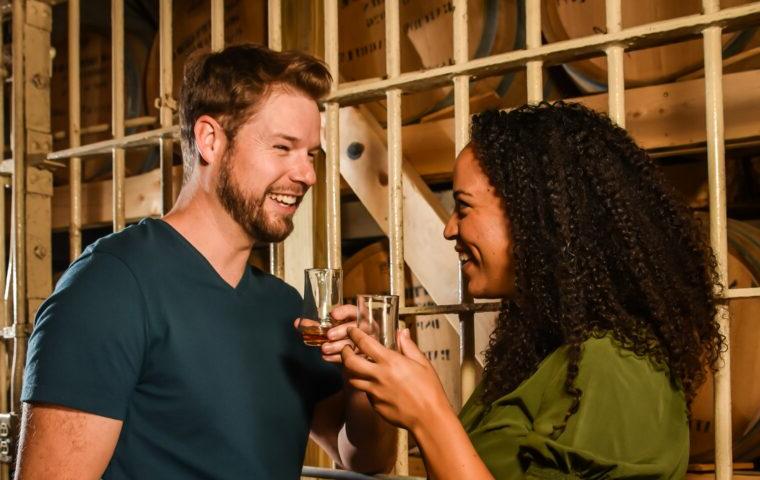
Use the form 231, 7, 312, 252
341, 327, 452, 431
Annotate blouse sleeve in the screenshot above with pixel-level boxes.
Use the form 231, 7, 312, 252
516, 337, 689, 480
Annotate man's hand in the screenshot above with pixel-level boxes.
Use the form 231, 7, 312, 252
322, 304, 358, 363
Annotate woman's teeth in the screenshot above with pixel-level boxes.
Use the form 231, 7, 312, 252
268, 193, 297, 206
459, 252, 471, 263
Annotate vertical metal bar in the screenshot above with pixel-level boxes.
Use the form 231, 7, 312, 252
0, 18, 5, 480
0, 177, 7, 480
702, 1, 732, 478
210, 0, 224, 52
605, 0, 625, 127
0, 7, 3, 167
525, 0, 543, 104
324, 0, 341, 270
159, 0, 174, 214
268, 0, 282, 51
453, 0, 477, 407
268, 0, 285, 278
69, 0, 82, 258
11, 0, 27, 416
385, 0, 407, 474
111, 0, 126, 232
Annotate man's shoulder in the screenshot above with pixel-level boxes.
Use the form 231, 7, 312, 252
86, 218, 163, 265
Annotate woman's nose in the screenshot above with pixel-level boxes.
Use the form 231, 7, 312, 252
443, 212, 458, 240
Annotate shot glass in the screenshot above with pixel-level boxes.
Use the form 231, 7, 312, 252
299, 268, 343, 347
356, 294, 400, 350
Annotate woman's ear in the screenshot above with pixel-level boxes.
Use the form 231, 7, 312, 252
194, 115, 226, 167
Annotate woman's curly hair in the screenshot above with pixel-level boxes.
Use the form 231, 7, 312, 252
471, 102, 724, 429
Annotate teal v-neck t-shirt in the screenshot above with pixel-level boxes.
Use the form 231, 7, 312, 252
23, 218, 343, 479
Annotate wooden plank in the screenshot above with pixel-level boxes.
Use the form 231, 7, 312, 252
402, 69, 760, 181
52, 164, 182, 230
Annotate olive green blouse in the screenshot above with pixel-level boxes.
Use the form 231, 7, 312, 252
459, 336, 689, 479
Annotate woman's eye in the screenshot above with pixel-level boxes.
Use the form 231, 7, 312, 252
274, 145, 290, 152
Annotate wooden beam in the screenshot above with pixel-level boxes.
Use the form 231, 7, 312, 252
402, 68, 760, 180
52, 165, 182, 230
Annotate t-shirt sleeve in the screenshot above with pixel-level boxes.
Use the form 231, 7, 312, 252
517, 339, 689, 479
22, 250, 148, 420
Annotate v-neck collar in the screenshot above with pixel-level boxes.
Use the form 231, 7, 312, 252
150, 218, 252, 293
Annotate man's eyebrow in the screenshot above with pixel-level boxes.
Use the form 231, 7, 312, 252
272, 132, 299, 142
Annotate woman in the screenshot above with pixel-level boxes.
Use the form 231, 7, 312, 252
326, 102, 724, 479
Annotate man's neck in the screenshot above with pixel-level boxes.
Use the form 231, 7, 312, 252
163, 188, 254, 288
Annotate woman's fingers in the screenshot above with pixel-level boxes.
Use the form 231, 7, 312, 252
348, 326, 388, 363
398, 328, 429, 365
341, 343, 377, 379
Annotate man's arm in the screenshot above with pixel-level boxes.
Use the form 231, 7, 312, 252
15, 403, 122, 480
310, 386, 397, 474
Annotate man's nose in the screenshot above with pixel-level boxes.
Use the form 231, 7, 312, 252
291, 156, 317, 187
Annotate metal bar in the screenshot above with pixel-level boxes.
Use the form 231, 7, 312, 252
210, 0, 224, 52
268, 0, 282, 51
324, 0, 338, 83
702, 1, 732, 478
10, 0, 27, 417
324, 0, 340, 270
452, 0, 477, 407
69, 0, 82, 260
0, 5, 3, 184
324, 4, 760, 106
48, 126, 178, 161
0, 13, 5, 469
112, 0, 126, 232
53, 116, 158, 140
385, 0, 407, 473
0, 177, 7, 480
401, 302, 501, 317
268, 0, 284, 278
301, 466, 425, 480
724, 287, 760, 299
605, 0, 625, 126
525, 0, 542, 104
159, 0, 174, 214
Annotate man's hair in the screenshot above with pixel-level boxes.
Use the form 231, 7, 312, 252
178, 43, 332, 180
471, 102, 723, 430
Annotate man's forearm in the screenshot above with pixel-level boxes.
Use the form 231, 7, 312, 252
338, 386, 397, 473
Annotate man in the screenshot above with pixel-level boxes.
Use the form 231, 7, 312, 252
15, 44, 396, 479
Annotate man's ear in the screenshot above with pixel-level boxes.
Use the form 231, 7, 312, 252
194, 115, 226, 167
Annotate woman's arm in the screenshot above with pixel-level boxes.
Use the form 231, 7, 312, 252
342, 327, 494, 480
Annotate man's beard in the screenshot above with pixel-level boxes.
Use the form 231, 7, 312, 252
216, 153, 295, 243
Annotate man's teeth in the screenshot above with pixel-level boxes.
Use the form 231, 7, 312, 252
268, 193, 297, 206
459, 252, 470, 263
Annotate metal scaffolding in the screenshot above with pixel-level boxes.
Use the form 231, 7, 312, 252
0, 0, 750, 478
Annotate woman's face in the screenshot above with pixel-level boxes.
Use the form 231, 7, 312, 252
444, 146, 515, 298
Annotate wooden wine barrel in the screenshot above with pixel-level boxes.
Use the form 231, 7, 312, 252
541, 0, 758, 92
689, 218, 760, 462
51, 29, 152, 184
343, 241, 463, 409
143, 0, 266, 119
339, 0, 522, 124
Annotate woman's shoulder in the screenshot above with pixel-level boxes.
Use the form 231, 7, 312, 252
577, 334, 666, 377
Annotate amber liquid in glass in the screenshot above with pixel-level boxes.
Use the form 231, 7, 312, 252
301, 324, 330, 346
